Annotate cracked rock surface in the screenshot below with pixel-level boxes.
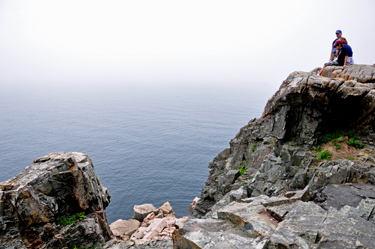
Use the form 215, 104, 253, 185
180, 65, 375, 248
0, 152, 111, 249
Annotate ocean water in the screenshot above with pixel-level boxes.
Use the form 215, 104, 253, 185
0, 83, 274, 223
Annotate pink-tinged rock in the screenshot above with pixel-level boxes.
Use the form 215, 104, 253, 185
155, 209, 164, 218
109, 219, 140, 237
158, 201, 176, 217
189, 197, 200, 213
137, 226, 149, 234
147, 218, 167, 233
130, 231, 144, 239
133, 203, 157, 222
142, 211, 156, 224
143, 230, 158, 240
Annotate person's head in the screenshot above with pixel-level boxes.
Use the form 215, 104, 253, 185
334, 40, 344, 49
339, 37, 348, 44
336, 30, 342, 38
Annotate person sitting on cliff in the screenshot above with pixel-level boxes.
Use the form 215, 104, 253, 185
330, 30, 342, 61
319, 40, 348, 75
338, 37, 354, 65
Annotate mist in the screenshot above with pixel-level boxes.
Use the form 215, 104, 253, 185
1, 0, 374, 89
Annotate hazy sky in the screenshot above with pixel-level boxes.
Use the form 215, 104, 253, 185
1, 0, 374, 88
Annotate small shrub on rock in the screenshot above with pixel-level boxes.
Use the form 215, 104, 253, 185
237, 158, 249, 176
56, 212, 86, 226
322, 130, 342, 144
318, 150, 333, 161
348, 129, 358, 140
311, 145, 322, 152
347, 137, 365, 148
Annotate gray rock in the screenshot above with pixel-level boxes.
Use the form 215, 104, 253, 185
132, 204, 157, 222
314, 183, 375, 211
0, 152, 111, 249
186, 65, 375, 248
340, 198, 375, 224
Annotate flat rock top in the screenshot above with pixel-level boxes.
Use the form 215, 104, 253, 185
320, 64, 375, 83
0, 152, 89, 190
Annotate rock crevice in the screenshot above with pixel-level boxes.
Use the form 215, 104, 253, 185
181, 65, 375, 249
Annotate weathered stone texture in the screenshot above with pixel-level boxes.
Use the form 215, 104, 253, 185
185, 65, 375, 248
0, 152, 111, 249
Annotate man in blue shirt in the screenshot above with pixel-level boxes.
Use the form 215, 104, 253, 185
330, 30, 342, 61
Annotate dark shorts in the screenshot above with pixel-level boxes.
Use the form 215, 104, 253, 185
324, 60, 340, 67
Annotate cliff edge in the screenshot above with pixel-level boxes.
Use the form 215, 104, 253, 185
2, 64, 375, 249
174, 64, 375, 249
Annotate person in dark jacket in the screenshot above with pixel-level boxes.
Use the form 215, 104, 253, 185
319, 40, 348, 75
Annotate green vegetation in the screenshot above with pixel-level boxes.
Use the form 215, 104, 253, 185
347, 138, 365, 148
336, 144, 341, 149
318, 150, 333, 161
73, 244, 97, 249
337, 136, 343, 142
252, 144, 256, 152
348, 129, 358, 139
56, 212, 86, 226
238, 165, 246, 176
322, 130, 342, 144
347, 130, 365, 148
249, 175, 255, 180
311, 145, 322, 152
348, 156, 355, 161
237, 158, 249, 176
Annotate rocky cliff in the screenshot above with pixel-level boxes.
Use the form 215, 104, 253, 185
0, 152, 111, 249
174, 64, 375, 248
2, 65, 375, 249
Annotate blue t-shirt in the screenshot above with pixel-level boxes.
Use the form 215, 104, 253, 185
344, 44, 353, 57
332, 39, 338, 53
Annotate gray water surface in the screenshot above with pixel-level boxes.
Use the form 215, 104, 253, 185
0, 83, 273, 223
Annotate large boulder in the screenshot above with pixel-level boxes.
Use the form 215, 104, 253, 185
0, 152, 111, 249
193, 65, 375, 218
185, 65, 375, 248
175, 189, 375, 248
132, 204, 157, 222
110, 219, 140, 240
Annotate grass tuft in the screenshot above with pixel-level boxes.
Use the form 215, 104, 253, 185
318, 150, 333, 161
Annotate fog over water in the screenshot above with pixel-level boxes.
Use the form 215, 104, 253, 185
1, 1, 375, 222
1, 1, 374, 89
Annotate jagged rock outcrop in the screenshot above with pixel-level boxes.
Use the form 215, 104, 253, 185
193, 64, 375, 217
106, 201, 187, 248
179, 64, 375, 248
0, 152, 111, 249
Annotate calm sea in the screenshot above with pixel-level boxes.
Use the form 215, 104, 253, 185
0, 83, 274, 223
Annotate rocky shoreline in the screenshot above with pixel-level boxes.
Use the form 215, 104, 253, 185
1, 64, 375, 248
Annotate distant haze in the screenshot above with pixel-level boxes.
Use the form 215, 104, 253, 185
1, 0, 374, 89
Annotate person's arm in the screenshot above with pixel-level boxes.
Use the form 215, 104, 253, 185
330, 49, 334, 61
343, 56, 348, 68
